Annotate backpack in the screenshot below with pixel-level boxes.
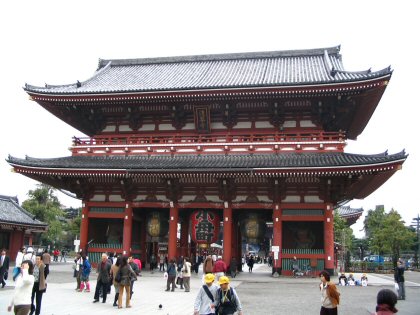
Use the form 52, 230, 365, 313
216, 287, 237, 315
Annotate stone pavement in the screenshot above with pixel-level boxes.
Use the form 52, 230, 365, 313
1, 262, 419, 315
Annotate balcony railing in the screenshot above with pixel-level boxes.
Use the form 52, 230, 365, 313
71, 131, 345, 156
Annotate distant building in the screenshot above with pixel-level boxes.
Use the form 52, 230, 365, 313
0, 195, 48, 259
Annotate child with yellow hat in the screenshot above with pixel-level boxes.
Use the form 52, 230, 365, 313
215, 276, 243, 315
194, 273, 218, 315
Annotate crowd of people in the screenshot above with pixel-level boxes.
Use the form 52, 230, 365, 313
1, 246, 411, 315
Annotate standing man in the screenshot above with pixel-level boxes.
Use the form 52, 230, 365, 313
1, 249, 10, 288
394, 259, 405, 300
93, 253, 111, 303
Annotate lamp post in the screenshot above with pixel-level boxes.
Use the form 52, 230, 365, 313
410, 214, 420, 269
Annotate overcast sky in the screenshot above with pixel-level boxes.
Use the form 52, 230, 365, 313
1, 1, 418, 237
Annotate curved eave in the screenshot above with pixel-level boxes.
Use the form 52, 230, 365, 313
8, 156, 406, 178
24, 74, 391, 103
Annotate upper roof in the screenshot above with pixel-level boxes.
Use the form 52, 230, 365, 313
24, 46, 392, 95
0, 195, 48, 229
7, 151, 406, 172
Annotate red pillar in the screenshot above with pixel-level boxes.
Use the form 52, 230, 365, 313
123, 203, 133, 256
272, 204, 282, 275
324, 203, 335, 274
168, 204, 179, 261
223, 205, 232, 263
80, 202, 89, 252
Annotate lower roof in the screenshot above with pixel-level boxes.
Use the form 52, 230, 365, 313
7, 151, 407, 173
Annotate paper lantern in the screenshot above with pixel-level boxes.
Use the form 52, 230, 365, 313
241, 213, 266, 244
147, 211, 169, 237
190, 210, 220, 244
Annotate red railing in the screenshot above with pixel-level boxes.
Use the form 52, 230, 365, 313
71, 131, 346, 156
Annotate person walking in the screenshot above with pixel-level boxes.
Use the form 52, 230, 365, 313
214, 276, 243, 315
29, 254, 46, 315
60, 249, 67, 263
1, 249, 10, 288
7, 260, 34, 315
247, 255, 255, 273
159, 254, 165, 272
73, 253, 83, 291
165, 258, 177, 292
194, 273, 218, 315
22, 248, 35, 265
79, 255, 91, 292
212, 256, 227, 282
110, 257, 121, 307
93, 253, 111, 303
117, 256, 136, 308
319, 270, 340, 315
229, 257, 237, 278
13, 247, 26, 281
394, 259, 405, 300
128, 256, 139, 299
182, 257, 192, 292
374, 288, 398, 314
203, 255, 214, 274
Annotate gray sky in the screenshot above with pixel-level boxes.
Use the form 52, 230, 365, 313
1, 1, 418, 237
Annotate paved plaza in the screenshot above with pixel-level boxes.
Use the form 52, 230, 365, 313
1, 261, 419, 314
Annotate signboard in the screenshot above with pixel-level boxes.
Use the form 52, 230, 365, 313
273, 251, 279, 259
271, 245, 280, 252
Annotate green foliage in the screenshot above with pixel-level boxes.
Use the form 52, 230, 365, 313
22, 184, 67, 246
371, 209, 415, 264
364, 206, 415, 264
334, 211, 354, 251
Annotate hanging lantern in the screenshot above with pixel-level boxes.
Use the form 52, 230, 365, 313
147, 211, 169, 238
190, 210, 220, 244
241, 213, 266, 244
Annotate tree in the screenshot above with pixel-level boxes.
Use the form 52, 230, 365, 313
22, 184, 66, 245
363, 205, 387, 255
334, 210, 354, 270
370, 209, 415, 265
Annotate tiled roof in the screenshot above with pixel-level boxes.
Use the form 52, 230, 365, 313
337, 205, 363, 217
24, 46, 392, 95
0, 195, 47, 228
7, 151, 407, 172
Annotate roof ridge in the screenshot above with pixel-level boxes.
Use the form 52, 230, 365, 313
97, 46, 341, 68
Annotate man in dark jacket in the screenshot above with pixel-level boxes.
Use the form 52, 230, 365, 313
93, 253, 111, 303
0, 249, 10, 288
394, 259, 405, 300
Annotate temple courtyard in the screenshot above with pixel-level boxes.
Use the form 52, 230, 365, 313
1, 262, 419, 314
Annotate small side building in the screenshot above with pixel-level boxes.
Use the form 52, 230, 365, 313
0, 195, 48, 260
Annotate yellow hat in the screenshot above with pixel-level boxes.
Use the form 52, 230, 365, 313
218, 276, 230, 285
204, 273, 215, 283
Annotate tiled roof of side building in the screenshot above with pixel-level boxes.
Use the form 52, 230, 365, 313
336, 205, 363, 217
7, 151, 407, 171
0, 195, 47, 227
24, 46, 392, 95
